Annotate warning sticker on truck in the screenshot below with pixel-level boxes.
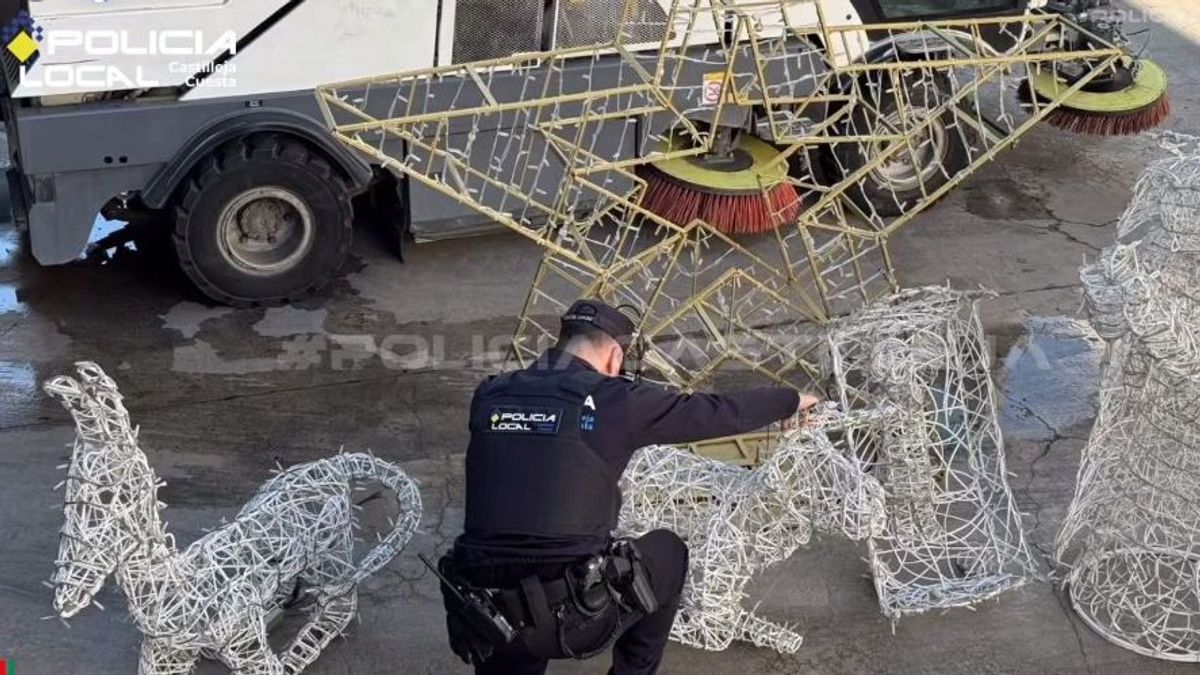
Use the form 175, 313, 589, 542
702, 72, 726, 106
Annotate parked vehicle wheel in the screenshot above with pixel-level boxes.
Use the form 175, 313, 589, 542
831, 71, 972, 218
172, 134, 353, 307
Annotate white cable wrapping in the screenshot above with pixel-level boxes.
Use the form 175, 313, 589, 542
44, 362, 422, 675
1057, 151, 1200, 662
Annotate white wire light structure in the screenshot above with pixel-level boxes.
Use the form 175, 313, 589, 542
44, 362, 423, 675
316, 0, 1132, 392
828, 286, 1038, 619
618, 411, 887, 654
1057, 150, 1200, 662
618, 287, 1037, 652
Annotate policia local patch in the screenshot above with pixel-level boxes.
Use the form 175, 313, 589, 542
488, 406, 563, 434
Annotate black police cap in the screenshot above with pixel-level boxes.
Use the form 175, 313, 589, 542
561, 299, 637, 349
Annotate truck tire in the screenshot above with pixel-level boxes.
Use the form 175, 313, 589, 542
172, 134, 353, 307
831, 71, 972, 218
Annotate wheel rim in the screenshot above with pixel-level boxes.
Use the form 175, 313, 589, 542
216, 187, 315, 275
868, 108, 948, 194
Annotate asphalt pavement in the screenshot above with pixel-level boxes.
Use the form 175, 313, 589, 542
2, 1, 1199, 672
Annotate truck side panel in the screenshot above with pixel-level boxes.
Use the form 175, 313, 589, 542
26, 166, 155, 264
9, 91, 370, 264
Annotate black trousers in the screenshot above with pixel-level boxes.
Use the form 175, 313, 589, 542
471, 530, 688, 675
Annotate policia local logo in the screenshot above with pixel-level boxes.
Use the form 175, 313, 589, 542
488, 406, 562, 434
3, 10, 41, 67
2, 9, 237, 89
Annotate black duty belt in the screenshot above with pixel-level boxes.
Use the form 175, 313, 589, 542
436, 542, 658, 663
490, 576, 574, 632
493, 573, 624, 660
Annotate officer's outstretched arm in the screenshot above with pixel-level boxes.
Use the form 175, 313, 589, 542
624, 383, 802, 447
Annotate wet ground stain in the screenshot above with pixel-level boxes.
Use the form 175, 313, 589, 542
999, 316, 1104, 441
963, 177, 1054, 221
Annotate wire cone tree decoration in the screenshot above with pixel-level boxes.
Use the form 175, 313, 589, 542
1056, 150, 1200, 662
44, 362, 422, 674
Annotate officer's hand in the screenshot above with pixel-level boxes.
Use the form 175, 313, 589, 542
782, 394, 821, 431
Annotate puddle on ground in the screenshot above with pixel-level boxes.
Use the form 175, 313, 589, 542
0, 286, 70, 362
999, 316, 1105, 441
252, 306, 329, 337
0, 361, 37, 414
0, 283, 25, 314
0, 227, 21, 267
159, 301, 235, 340
0, 228, 71, 362
0, 360, 34, 389
963, 177, 1052, 221
171, 339, 285, 375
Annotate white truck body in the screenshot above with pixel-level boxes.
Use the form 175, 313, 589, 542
12, 1, 867, 101
0, 0, 1031, 303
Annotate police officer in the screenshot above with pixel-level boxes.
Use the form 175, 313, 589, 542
439, 299, 818, 675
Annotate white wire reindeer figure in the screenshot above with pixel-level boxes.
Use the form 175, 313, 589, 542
618, 414, 887, 654
44, 362, 423, 675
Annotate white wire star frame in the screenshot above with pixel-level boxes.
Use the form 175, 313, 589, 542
317, 0, 1130, 391
1057, 149, 1200, 662
43, 362, 423, 675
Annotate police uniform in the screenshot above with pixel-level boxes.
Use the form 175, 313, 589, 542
444, 302, 800, 675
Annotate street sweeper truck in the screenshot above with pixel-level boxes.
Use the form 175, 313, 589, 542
0, 0, 1169, 307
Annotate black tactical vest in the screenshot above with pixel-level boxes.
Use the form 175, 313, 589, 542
463, 367, 617, 540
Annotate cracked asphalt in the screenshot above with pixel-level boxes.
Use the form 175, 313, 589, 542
2, 2, 1199, 672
